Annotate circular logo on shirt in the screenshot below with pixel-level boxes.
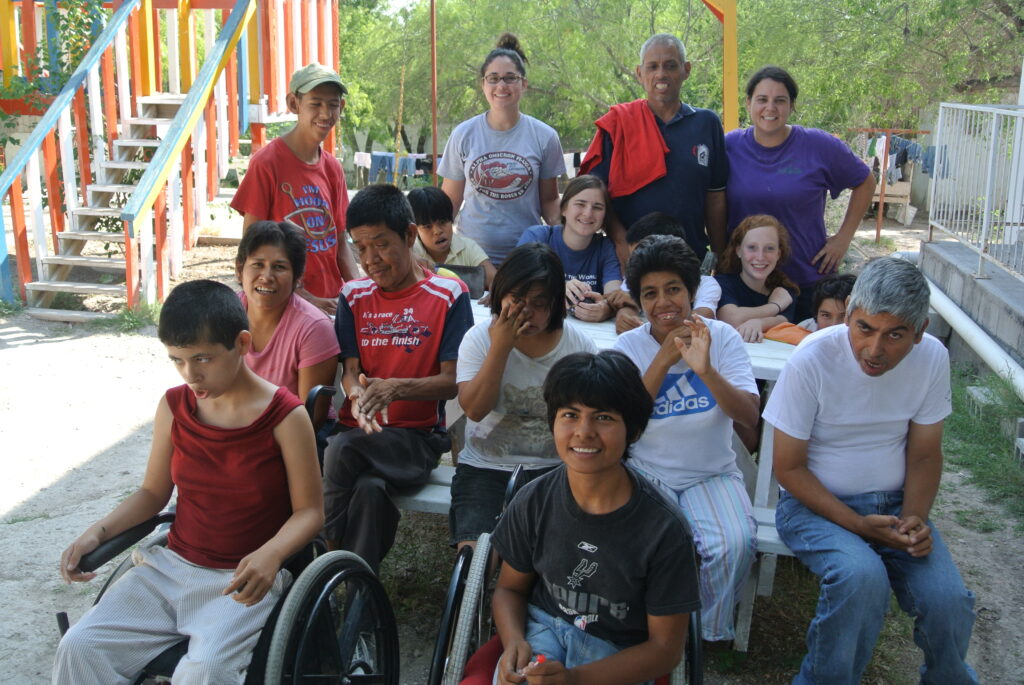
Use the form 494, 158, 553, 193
468, 152, 534, 200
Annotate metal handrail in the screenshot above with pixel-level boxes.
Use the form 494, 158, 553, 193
119, 0, 255, 236
0, 0, 140, 198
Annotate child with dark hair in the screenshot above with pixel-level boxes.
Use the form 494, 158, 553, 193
516, 175, 621, 322
450, 243, 595, 551
613, 235, 759, 643
324, 184, 473, 573
53, 280, 323, 683
408, 185, 496, 291
797, 271, 856, 331
491, 349, 700, 683
231, 63, 358, 315
235, 220, 339, 430
609, 211, 722, 333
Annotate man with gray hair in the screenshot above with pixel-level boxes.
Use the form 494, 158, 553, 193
763, 257, 977, 684
581, 33, 728, 265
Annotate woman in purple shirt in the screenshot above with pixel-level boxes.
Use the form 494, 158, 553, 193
725, 66, 875, 321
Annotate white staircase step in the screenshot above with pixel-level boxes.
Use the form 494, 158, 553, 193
71, 207, 121, 218
100, 160, 148, 171
42, 255, 127, 271
137, 94, 186, 105
114, 138, 160, 149
26, 281, 126, 296
126, 116, 174, 127
89, 184, 137, 194
57, 230, 126, 243
26, 308, 118, 323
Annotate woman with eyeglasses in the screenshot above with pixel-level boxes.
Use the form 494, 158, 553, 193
439, 33, 566, 266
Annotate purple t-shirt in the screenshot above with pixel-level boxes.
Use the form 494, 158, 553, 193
516, 224, 622, 292
725, 126, 870, 287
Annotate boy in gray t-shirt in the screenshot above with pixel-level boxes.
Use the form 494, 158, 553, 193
491, 350, 699, 683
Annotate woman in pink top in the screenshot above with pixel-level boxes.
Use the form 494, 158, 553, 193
236, 221, 339, 431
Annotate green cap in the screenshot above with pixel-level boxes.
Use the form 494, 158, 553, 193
289, 63, 347, 96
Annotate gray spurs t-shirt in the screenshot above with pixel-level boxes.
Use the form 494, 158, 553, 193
439, 113, 565, 265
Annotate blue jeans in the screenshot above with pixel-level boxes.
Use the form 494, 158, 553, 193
522, 605, 654, 685
776, 491, 978, 685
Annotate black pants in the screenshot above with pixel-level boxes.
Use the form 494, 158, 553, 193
322, 426, 449, 573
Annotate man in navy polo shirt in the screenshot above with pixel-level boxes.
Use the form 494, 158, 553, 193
583, 33, 728, 263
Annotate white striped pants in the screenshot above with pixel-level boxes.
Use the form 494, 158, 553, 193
634, 468, 756, 642
53, 545, 290, 684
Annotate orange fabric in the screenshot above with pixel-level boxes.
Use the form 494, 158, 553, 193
764, 322, 812, 345
579, 99, 669, 198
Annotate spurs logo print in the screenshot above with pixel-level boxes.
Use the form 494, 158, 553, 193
567, 559, 597, 589
577, 541, 598, 553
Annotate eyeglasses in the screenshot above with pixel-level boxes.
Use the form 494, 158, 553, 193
482, 74, 523, 85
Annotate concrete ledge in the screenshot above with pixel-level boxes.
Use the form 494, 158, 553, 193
919, 240, 1024, 369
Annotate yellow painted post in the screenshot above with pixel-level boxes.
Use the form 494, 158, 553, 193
137, 0, 156, 96
701, 0, 739, 132
0, 0, 18, 87
178, 0, 195, 90
246, 4, 259, 103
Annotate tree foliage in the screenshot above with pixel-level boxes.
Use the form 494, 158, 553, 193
337, 0, 1023, 152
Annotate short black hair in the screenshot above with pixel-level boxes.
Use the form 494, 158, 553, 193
235, 220, 307, 279
407, 185, 454, 226
626, 212, 687, 246
158, 279, 249, 349
625, 235, 701, 307
812, 272, 856, 315
489, 243, 566, 332
346, 184, 414, 238
544, 350, 653, 457
745, 65, 799, 101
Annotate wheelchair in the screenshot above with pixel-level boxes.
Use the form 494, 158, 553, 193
55, 386, 401, 684
428, 465, 704, 685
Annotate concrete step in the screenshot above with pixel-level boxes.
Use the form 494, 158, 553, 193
42, 255, 126, 272
25, 308, 118, 323
26, 281, 126, 296
57, 230, 125, 243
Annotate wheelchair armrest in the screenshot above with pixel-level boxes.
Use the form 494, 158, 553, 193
78, 512, 176, 573
304, 384, 337, 419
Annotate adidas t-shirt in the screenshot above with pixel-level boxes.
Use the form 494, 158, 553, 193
613, 318, 757, 490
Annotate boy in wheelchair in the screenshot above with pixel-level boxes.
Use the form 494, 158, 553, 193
490, 350, 700, 684
53, 280, 324, 684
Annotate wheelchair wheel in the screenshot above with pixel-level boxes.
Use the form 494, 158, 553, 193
264, 551, 399, 684
669, 610, 703, 685
427, 545, 474, 685
442, 533, 492, 685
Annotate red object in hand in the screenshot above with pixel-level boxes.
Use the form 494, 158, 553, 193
535, 654, 546, 664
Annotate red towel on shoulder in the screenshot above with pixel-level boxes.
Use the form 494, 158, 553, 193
579, 99, 669, 198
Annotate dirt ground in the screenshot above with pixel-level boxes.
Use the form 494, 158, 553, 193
2, 217, 1023, 683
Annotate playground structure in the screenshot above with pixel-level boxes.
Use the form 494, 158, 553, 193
0, 0, 341, 320
0, 0, 737, 320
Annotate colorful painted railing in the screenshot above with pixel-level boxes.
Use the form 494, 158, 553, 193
0, 0, 141, 305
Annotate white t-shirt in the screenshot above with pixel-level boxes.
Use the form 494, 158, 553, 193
762, 324, 952, 497
621, 274, 721, 313
456, 320, 596, 470
613, 318, 757, 490
438, 113, 565, 265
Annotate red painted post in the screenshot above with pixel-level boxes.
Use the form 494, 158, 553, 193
123, 219, 136, 309
21, 0, 38, 71
262, 2, 278, 113
283, 0, 294, 87
101, 46, 118, 158
250, 122, 266, 153
72, 88, 93, 204
154, 184, 168, 300
300, 0, 310, 66
42, 131, 64, 246
8, 178, 32, 301
181, 139, 195, 248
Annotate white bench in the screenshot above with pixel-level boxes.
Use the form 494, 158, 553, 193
393, 464, 456, 515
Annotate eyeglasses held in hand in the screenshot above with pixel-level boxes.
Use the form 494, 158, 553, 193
482, 74, 523, 85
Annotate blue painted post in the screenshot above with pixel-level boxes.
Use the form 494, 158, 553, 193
44, 0, 60, 82
0, 213, 14, 303
237, 30, 249, 134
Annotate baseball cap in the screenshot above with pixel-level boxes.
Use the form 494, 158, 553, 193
289, 63, 348, 96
